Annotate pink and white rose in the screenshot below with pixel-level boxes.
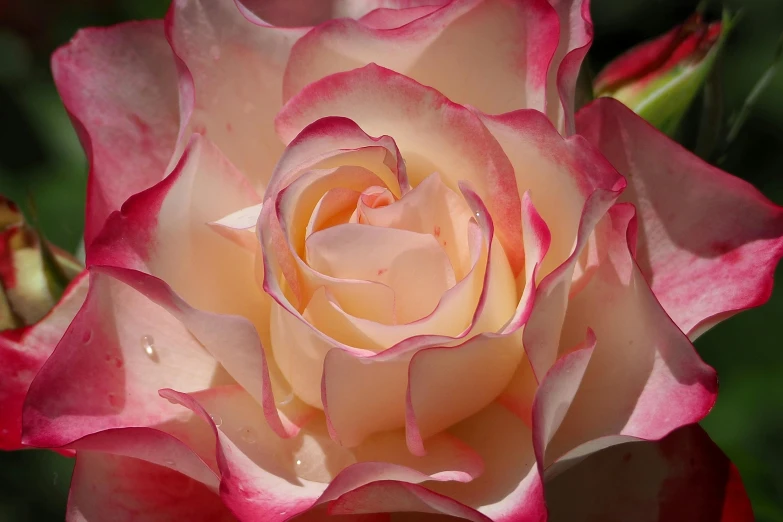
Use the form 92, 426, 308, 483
1, 1, 776, 520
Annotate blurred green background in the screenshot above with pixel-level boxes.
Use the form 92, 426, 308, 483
0, 0, 782, 520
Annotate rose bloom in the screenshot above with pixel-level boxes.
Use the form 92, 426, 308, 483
1, 1, 778, 520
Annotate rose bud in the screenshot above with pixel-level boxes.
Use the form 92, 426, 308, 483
0, 196, 82, 330
594, 13, 726, 134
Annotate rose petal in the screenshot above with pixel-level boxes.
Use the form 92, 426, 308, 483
358, 5, 444, 29
536, 204, 717, 466
166, 0, 306, 193
276, 64, 525, 274
266, 116, 408, 202
479, 109, 624, 282
530, 330, 595, 468
430, 403, 546, 522
361, 173, 474, 280
240, 0, 446, 28
22, 271, 222, 448
66, 427, 220, 488
328, 482, 491, 521
284, 0, 558, 116
86, 135, 304, 437
544, 425, 754, 522
161, 385, 483, 521
0, 273, 88, 449
576, 98, 783, 338
52, 21, 179, 245
545, 0, 593, 134
306, 224, 456, 323
67, 451, 235, 522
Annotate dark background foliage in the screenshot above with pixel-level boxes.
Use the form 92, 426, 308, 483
0, 0, 781, 520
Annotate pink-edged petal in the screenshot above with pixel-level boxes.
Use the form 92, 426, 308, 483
316, 191, 514, 448
495, 194, 551, 426
0, 272, 88, 449
86, 135, 305, 437
430, 403, 546, 522
333, 0, 451, 20
96, 265, 308, 440
67, 452, 235, 522
66, 427, 219, 488
276, 64, 525, 274
165, 0, 306, 193
537, 204, 717, 466
22, 271, 222, 448
404, 192, 545, 458
358, 5, 444, 29
545, 424, 754, 522
266, 116, 408, 202
361, 173, 474, 279
161, 385, 483, 521
521, 181, 623, 380
240, 0, 446, 27
531, 331, 595, 467
479, 109, 624, 282
307, 224, 456, 323
576, 98, 783, 338
329, 482, 491, 521
53, 21, 179, 245
284, 0, 558, 117
545, 0, 593, 134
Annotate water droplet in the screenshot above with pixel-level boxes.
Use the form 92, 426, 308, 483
164, 459, 176, 467
276, 392, 294, 406
141, 335, 159, 362
165, 396, 179, 405
210, 414, 223, 428
209, 45, 220, 60
295, 459, 302, 466
82, 330, 92, 344
238, 426, 256, 444
108, 393, 120, 407
474, 211, 482, 220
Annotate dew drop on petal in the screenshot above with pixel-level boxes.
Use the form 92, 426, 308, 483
164, 460, 176, 467
141, 335, 159, 361
296, 459, 302, 466
82, 330, 92, 344
210, 414, 223, 428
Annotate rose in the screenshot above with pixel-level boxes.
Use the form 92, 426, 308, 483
594, 11, 726, 134
1, 1, 777, 520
